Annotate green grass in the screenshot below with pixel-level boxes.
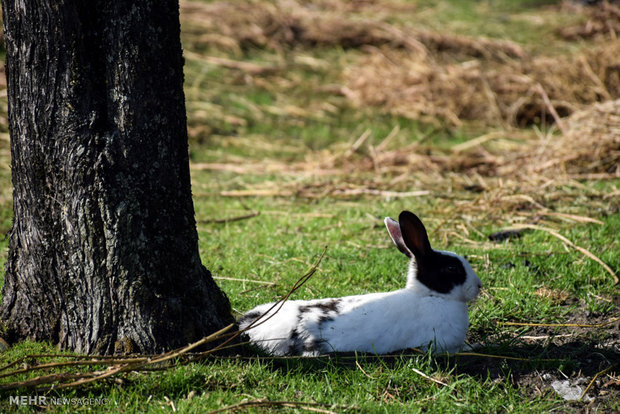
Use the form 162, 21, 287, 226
1, 0, 619, 412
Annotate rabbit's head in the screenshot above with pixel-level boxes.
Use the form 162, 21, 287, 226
385, 211, 482, 302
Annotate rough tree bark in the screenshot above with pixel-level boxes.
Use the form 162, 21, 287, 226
0, 0, 234, 354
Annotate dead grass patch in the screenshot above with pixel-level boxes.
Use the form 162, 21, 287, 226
558, 1, 620, 40
180, 0, 523, 59
343, 42, 620, 127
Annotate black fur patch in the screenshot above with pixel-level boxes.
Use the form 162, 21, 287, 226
299, 299, 341, 314
288, 329, 303, 355
416, 251, 467, 294
238, 310, 262, 327
318, 314, 334, 324
303, 338, 324, 354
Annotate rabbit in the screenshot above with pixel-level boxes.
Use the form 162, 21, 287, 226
238, 211, 482, 356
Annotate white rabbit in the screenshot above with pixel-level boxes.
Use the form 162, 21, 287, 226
238, 211, 482, 356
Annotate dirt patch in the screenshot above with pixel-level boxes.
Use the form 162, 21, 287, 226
462, 310, 619, 412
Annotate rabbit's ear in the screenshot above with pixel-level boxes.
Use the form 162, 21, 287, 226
384, 217, 412, 258
398, 211, 433, 260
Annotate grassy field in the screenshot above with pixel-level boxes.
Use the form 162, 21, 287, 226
0, 0, 619, 412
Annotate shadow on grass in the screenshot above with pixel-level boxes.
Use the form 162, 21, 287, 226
256, 338, 618, 399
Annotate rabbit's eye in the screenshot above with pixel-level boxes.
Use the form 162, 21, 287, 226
446, 266, 458, 273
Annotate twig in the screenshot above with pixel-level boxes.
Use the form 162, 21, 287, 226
535, 83, 567, 135
411, 367, 449, 387
451, 131, 504, 153
454, 352, 559, 362
499, 318, 619, 328
516, 224, 618, 284
520, 334, 573, 341
375, 125, 400, 152
236, 247, 328, 333
206, 398, 349, 414
0, 372, 100, 391
580, 365, 615, 401
52, 324, 237, 390
330, 189, 430, 198
0, 357, 26, 373
212, 276, 276, 286
344, 129, 372, 158
529, 211, 604, 225
185, 51, 282, 75
355, 360, 377, 380
220, 189, 294, 197
200, 211, 260, 224
0, 357, 148, 380
0, 324, 235, 391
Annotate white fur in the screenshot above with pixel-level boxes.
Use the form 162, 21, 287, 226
239, 212, 482, 356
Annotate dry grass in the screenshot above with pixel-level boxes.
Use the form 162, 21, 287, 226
558, 0, 620, 40
343, 42, 620, 127
180, 0, 523, 59
180, 0, 620, 131
177, 0, 619, 221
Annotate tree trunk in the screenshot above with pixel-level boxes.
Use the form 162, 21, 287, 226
0, 0, 234, 354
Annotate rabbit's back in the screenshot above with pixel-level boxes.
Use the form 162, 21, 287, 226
313, 290, 468, 354
240, 290, 468, 356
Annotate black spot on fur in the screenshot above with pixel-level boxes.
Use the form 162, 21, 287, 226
288, 329, 303, 355
318, 314, 334, 324
238, 310, 261, 327
416, 251, 467, 294
303, 338, 324, 354
299, 299, 341, 314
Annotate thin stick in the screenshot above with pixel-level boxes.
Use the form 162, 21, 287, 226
200, 211, 260, 224
220, 189, 294, 197
355, 360, 377, 380
454, 352, 559, 362
536, 83, 567, 135
580, 365, 614, 401
237, 247, 328, 333
149, 324, 236, 364
517, 224, 618, 284
185, 51, 282, 75
49, 324, 237, 390
212, 276, 276, 286
0, 357, 148, 379
0, 372, 100, 391
411, 367, 449, 387
375, 125, 400, 152
205, 399, 347, 414
530, 212, 604, 225
344, 129, 372, 158
499, 318, 619, 328
451, 131, 504, 153
330, 189, 430, 198
0, 357, 25, 373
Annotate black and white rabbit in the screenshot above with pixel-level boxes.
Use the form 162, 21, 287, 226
238, 211, 482, 356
